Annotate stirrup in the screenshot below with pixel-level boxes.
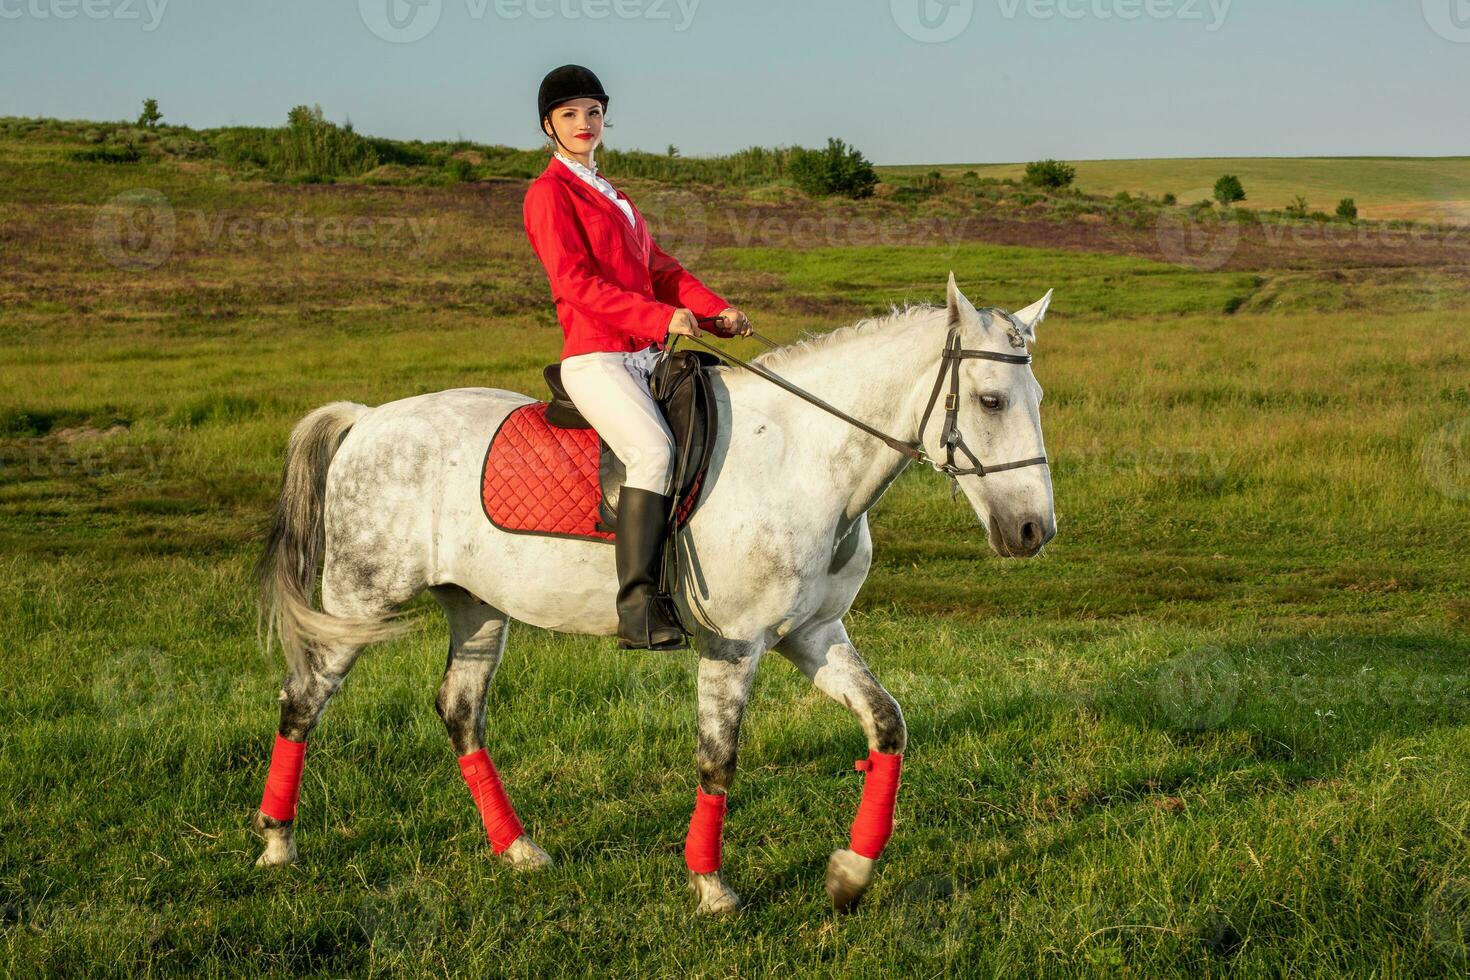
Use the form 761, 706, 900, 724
617, 593, 689, 651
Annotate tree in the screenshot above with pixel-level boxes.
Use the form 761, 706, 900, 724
137, 98, 162, 128
1213, 174, 1246, 206
1336, 197, 1358, 220
666, 144, 680, 157
1284, 194, 1309, 218
1023, 159, 1076, 190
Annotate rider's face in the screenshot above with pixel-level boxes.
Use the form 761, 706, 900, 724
542, 99, 604, 157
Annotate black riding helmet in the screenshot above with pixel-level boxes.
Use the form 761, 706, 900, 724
538, 64, 609, 157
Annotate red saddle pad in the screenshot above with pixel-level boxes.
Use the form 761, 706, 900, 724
480, 402, 701, 543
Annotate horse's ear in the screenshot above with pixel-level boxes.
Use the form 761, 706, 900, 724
1011, 288, 1053, 343
946, 271, 979, 334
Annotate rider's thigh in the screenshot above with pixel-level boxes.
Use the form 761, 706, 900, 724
560, 351, 675, 494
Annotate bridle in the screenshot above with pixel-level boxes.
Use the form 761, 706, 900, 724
676, 310, 1050, 481
913, 321, 1050, 478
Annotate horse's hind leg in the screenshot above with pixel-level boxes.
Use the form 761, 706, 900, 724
431, 584, 550, 871
685, 636, 763, 916
253, 634, 369, 867
775, 618, 907, 913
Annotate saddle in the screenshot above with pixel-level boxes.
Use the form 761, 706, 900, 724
479, 349, 720, 542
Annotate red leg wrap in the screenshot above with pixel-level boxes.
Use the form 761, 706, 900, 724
259, 733, 307, 822
458, 749, 525, 854
684, 786, 727, 874
849, 749, 903, 860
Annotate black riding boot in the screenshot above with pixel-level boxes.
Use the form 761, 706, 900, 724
614, 486, 687, 650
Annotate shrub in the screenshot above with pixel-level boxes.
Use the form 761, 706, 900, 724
1162, 192, 1177, 205
1337, 197, 1358, 220
1213, 174, 1246, 205
67, 144, 142, 164
445, 156, 474, 182
1284, 195, 1310, 218
788, 137, 877, 199
1023, 159, 1076, 189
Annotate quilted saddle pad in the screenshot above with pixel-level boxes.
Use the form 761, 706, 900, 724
479, 402, 702, 543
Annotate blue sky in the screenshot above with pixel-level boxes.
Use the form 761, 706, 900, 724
2, 0, 1467, 164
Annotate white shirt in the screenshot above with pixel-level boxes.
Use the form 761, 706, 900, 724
553, 151, 637, 230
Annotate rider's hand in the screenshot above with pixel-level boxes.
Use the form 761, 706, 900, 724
713, 307, 753, 338
665, 308, 701, 339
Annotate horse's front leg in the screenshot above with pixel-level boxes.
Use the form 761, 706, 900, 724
685, 636, 762, 916
775, 618, 906, 913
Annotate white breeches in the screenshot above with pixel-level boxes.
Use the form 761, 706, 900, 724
559, 345, 676, 495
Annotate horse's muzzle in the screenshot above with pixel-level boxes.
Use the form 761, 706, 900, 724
988, 511, 1056, 558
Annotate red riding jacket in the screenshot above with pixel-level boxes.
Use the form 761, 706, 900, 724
523, 156, 729, 360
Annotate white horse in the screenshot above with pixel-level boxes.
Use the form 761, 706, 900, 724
251, 273, 1056, 915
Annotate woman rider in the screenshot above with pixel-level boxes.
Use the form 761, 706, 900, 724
522, 64, 753, 651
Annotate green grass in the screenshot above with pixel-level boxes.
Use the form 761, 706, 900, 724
880, 156, 1470, 222
2, 134, 1469, 977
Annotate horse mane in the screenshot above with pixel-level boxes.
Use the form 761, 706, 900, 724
750, 301, 945, 371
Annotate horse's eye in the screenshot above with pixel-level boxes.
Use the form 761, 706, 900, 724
980, 395, 1001, 410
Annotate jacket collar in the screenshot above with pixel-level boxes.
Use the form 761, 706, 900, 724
541, 155, 643, 250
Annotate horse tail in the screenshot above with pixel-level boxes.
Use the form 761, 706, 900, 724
255, 401, 408, 678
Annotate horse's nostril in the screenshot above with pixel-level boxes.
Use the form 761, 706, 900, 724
1021, 521, 1039, 547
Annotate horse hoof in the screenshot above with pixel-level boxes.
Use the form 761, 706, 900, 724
688, 870, 740, 916
254, 836, 299, 867
825, 848, 875, 913
498, 836, 553, 871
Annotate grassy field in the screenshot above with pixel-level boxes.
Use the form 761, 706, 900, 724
882, 156, 1470, 223
3, 127, 1470, 977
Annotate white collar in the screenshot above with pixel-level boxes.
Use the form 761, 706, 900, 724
554, 150, 605, 182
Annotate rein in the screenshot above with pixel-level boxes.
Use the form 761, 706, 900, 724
678, 314, 1049, 480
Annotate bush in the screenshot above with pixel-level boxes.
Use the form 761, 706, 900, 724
1337, 197, 1358, 220
1213, 174, 1246, 205
214, 104, 379, 179
445, 157, 474, 182
1023, 159, 1076, 189
67, 144, 142, 164
788, 137, 877, 199
1284, 195, 1309, 218
1162, 192, 1177, 205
